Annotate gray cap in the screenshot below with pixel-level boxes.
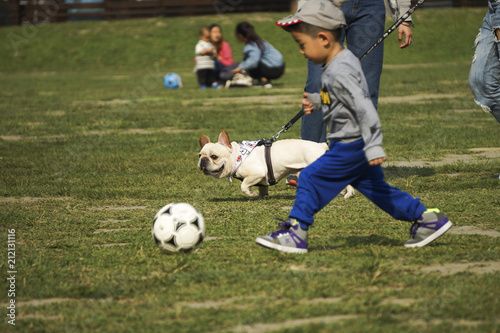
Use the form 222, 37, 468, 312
276, 0, 347, 31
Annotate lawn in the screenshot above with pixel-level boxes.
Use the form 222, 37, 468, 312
0, 7, 499, 333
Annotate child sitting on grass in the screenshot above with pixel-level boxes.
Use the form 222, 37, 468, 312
255, 0, 452, 253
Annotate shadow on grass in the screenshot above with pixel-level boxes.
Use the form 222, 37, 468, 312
383, 166, 435, 179
209, 195, 296, 202
312, 235, 401, 250
313, 234, 450, 250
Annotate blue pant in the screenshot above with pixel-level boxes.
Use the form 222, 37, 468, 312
301, 0, 386, 142
290, 140, 427, 229
468, 0, 500, 123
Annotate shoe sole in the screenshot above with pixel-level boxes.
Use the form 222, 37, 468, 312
404, 220, 453, 248
255, 237, 308, 254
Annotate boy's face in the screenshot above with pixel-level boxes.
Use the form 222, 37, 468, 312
201, 29, 210, 41
291, 30, 332, 65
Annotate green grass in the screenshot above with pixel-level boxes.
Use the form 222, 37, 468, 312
1, 7, 499, 333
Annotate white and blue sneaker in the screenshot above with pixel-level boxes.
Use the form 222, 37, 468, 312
256, 218, 308, 253
404, 209, 452, 248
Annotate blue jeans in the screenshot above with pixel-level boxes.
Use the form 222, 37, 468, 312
468, 0, 500, 123
301, 0, 386, 142
290, 140, 426, 229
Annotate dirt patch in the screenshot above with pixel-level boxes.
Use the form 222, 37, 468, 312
1, 126, 197, 141
21, 314, 63, 321
195, 94, 298, 106
96, 99, 131, 106
98, 219, 131, 223
232, 315, 359, 333
408, 318, 500, 328
14, 298, 75, 307
449, 226, 500, 238
179, 296, 261, 309
93, 228, 141, 234
379, 93, 464, 104
204, 236, 223, 241
420, 261, 500, 275
0, 134, 68, 141
384, 61, 470, 70
0, 196, 72, 203
0, 135, 24, 141
385, 147, 500, 167
84, 127, 196, 136
90, 206, 149, 211
180, 296, 343, 310
380, 298, 421, 306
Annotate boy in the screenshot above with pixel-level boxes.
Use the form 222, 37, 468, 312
255, 0, 452, 254
194, 26, 218, 89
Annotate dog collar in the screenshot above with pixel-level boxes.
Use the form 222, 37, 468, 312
230, 140, 260, 182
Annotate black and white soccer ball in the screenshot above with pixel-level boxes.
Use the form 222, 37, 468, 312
152, 203, 205, 254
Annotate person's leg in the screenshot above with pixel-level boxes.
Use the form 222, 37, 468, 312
351, 165, 426, 222
300, 60, 326, 143
259, 62, 285, 80
469, 4, 500, 123
197, 69, 207, 88
257, 141, 362, 253
208, 69, 218, 87
352, 165, 452, 248
289, 142, 355, 227
341, 0, 385, 109
214, 59, 223, 83
245, 67, 259, 80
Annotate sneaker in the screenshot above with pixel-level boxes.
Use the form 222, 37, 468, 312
286, 174, 298, 187
199, 85, 207, 89
253, 80, 272, 88
256, 218, 308, 253
211, 82, 220, 89
404, 209, 452, 248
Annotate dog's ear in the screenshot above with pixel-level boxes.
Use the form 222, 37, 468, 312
199, 135, 211, 148
218, 130, 232, 149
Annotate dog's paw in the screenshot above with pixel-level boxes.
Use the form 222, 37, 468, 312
341, 185, 355, 199
244, 191, 260, 198
258, 186, 269, 197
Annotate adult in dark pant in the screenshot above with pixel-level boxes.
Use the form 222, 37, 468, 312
300, 0, 413, 143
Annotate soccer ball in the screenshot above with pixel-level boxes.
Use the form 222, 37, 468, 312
151, 203, 205, 254
163, 73, 182, 89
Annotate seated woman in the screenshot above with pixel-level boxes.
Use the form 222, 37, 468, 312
209, 24, 238, 84
232, 21, 285, 88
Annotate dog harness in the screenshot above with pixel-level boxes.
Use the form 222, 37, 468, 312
231, 139, 277, 185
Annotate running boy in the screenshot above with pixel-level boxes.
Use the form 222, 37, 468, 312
256, 0, 452, 253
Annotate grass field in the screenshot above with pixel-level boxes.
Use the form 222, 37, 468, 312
1, 7, 499, 333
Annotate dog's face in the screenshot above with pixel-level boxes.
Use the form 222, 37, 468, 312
198, 130, 233, 179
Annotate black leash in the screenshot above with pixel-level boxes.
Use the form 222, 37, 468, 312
270, 0, 425, 142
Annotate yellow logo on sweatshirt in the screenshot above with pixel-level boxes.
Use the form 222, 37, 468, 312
320, 89, 331, 105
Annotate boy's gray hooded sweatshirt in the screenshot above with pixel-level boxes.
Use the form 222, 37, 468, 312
308, 49, 386, 162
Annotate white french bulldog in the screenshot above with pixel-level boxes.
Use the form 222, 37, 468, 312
198, 130, 355, 198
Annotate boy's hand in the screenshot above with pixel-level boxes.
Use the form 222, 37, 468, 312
398, 24, 413, 49
302, 92, 314, 114
369, 157, 387, 166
